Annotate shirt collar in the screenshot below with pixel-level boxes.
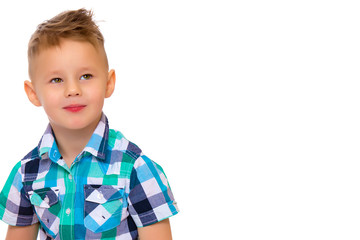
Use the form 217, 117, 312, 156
38, 113, 109, 162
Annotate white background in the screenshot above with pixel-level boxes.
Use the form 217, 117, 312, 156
0, 0, 359, 239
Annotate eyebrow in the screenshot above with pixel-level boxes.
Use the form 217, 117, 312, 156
43, 71, 63, 79
48, 71, 62, 76
45, 67, 93, 77
78, 67, 95, 73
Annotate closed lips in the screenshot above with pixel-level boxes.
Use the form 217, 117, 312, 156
63, 105, 86, 112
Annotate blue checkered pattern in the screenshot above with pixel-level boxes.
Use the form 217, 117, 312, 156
0, 114, 179, 239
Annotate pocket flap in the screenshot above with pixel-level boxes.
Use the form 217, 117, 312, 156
84, 185, 124, 204
29, 187, 59, 208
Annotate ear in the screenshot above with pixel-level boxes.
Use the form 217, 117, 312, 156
24, 80, 42, 107
105, 69, 116, 98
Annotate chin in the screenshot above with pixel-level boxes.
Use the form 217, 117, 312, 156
50, 120, 86, 131
66, 121, 90, 130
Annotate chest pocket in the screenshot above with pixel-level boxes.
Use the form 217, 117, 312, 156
29, 187, 61, 238
84, 185, 125, 233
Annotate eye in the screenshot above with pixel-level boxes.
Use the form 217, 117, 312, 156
50, 78, 63, 83
80, 74, 92, 80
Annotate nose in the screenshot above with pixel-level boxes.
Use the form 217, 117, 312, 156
65, 80, 82, 97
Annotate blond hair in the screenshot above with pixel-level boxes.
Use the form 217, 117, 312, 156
28, 8, 108, 74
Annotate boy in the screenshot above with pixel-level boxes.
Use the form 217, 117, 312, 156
0, 8, 178, 240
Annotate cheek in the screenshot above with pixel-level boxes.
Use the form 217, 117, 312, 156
39, 91, 62, 110
87, 89, 106, 106
87, 84, 107, 99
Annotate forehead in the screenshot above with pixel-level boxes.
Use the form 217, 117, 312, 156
29, 39, 108, 79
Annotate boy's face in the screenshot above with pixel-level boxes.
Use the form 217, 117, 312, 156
24, 39, 115, 132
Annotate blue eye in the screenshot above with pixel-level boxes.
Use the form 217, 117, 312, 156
50, 78, 63, 83
80, 74, 92, 80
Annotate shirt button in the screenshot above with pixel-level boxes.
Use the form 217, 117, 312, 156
68, 174, 73, 180
97, 193, 104, 199
66, 208, 71, 215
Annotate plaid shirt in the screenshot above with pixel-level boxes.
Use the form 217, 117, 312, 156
0, 114, 178, 239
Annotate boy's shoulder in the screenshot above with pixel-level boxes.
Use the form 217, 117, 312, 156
22, 145, 42, 162
108, 128, 143, 160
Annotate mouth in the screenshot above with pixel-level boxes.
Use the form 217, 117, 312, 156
63, 104, 86, 113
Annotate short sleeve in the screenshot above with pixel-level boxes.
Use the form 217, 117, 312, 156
0, 161, 38, 226
127, 155, 179, 227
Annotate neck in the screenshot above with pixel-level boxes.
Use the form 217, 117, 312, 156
50, 119, 99, 167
